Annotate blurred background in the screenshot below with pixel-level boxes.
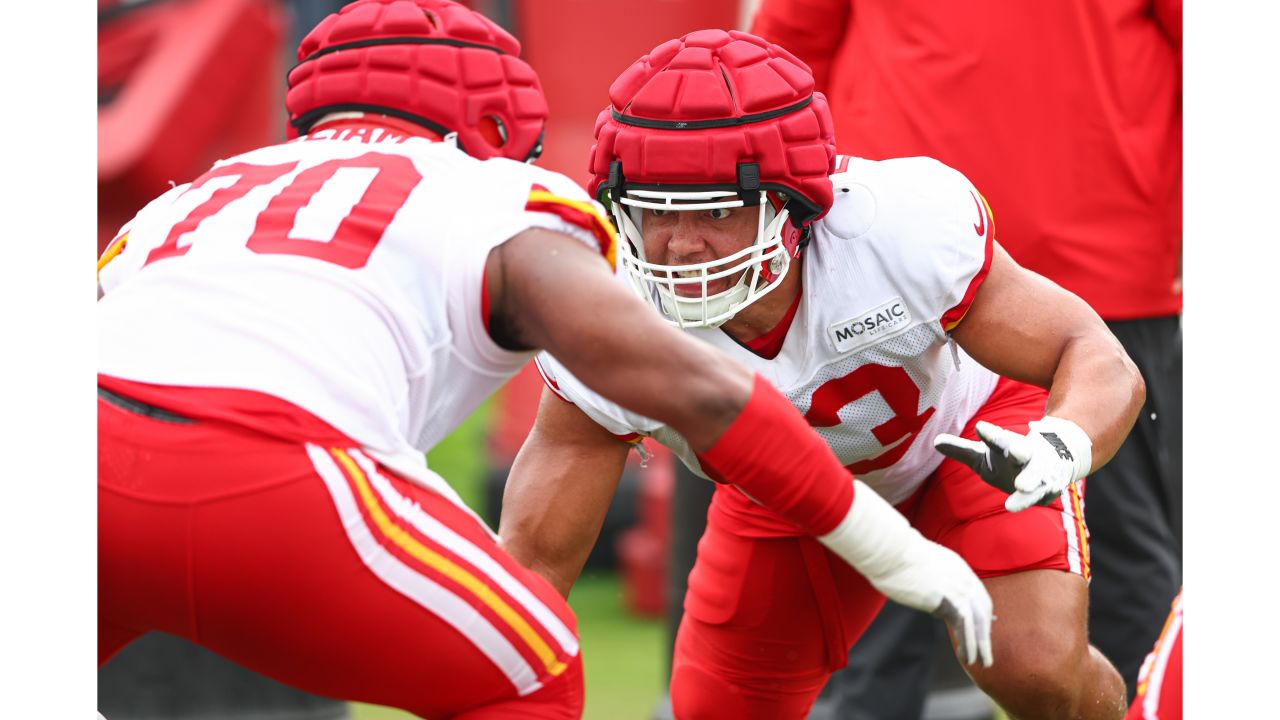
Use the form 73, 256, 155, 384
98, 1, 765, 719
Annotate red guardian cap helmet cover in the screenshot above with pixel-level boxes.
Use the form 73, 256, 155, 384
286, 0, 548, 162
588, 29, 837, 328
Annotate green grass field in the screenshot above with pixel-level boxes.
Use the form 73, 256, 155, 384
563, 572, 668, 719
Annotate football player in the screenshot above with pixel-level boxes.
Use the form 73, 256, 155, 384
97, 3, 993, 718
499, 30, 1145, 720
1126, 591, 1183, 720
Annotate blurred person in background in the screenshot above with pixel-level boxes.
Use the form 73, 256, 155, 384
98, 1, 997, 716
750, 1, 1182, 715
500, 29, 1144, 720
287, 0, 351, 50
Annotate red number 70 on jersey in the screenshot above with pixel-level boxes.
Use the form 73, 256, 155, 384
143, 152, 422, 270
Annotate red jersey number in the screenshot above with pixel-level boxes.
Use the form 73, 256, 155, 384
804, 364, 935, 474
143, 153, 422, 270
143, 161, 297, 267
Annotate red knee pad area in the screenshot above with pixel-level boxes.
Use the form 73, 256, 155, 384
673, 497, 886, 718
455, 652, 584, 720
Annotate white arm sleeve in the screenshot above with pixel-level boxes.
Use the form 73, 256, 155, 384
533, 352, 661, 439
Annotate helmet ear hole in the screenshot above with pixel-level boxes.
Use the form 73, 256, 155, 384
478, 115, 508, 149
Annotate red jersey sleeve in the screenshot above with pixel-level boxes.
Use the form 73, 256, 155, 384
748, 0, 851, 91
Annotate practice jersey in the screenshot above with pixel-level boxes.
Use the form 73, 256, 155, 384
99, 127, 613, 500
538, 156, 1001, 510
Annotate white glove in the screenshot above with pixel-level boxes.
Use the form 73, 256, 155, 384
819, 480, 994, 668
934, 417, 1092, 513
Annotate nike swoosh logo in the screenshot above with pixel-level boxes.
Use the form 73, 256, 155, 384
971, 191, 986, 237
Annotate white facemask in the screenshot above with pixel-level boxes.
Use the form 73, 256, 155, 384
612, 189, 793, 329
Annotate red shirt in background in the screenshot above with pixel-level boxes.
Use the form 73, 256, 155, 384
752, 0, 1181, 320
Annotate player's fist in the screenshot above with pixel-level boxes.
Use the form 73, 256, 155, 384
934, 417, 1092, 513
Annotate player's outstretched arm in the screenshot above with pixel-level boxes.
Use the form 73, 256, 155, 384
490, 228, 996, 666
936, 243, 1146, 512
499, 387, 632, 598
487, 227, 752, 449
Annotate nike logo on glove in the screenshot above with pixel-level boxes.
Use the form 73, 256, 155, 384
933, 419, 1092, 513
1039, 432, 1073, 461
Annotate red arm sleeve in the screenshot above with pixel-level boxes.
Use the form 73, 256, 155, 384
697, 374, 855, 537
748, 0, 852, 91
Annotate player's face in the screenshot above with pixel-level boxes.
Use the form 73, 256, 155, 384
640, 204, 761, 297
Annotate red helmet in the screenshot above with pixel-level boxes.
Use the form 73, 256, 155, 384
286, 0, 547, 162
588, 30, 836, 327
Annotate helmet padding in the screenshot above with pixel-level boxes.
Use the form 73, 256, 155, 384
589, 29, 835, 223
286, 0, 547, 162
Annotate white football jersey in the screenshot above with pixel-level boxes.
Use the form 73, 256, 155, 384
537, 156, 1004, 506
99, 128, 613, 501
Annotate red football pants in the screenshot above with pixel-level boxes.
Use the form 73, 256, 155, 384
99, 395, 583, 720
1126, 591, 1182, 720
670, 378, 1089, 719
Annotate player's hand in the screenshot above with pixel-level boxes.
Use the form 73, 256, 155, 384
868, 538, 995, 668
818, 480, 994, 667
933, 417, 1092, 513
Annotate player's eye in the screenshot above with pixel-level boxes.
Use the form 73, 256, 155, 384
707, 207, 731, 220
650, 208, 669, 217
